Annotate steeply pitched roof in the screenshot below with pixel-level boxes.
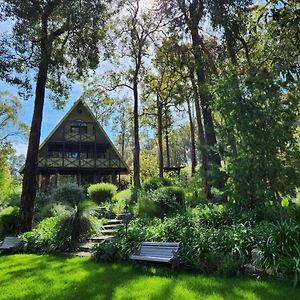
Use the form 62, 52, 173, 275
20, 99, 130, 172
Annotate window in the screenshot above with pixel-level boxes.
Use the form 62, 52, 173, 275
48, 145, 63, 157
70, 125, 88, 134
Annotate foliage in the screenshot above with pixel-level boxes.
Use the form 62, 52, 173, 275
0, 91, 28, 144
87, 183, 117, 204
112, 189, 132, 215
211, 2, 300, 209
0, 206, 19, 237
133, 191, 160, 218
93, 213, 269, 272
22, 217, 64, 253
259, 220, 300, 287
56, 200, 98, 242
154, 186, 185, 215
51, 183, 86, 206
139, 149, 160, 181
142, 176, 172, 191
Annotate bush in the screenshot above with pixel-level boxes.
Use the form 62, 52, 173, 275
142, 177, 172, 192
51, 183, 85, 206
112, 189, 132, 215
155, 186, 185, 216
259, 220, 300, 287
134, 191, 160, 218
0, 206, 19, 237
134, 187, 185, 218
87, 183, 117, 204
22, 217, 66, 253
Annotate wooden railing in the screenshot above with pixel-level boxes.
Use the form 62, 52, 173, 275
38, 157, 122, 168
65, 132, 95, 142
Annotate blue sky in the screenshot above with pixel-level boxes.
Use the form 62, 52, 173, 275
0, 19, 119, 157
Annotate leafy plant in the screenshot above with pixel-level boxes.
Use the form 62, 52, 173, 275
0, 206, 19, 237
22, 217, 64, 253
87, 183, 117, 204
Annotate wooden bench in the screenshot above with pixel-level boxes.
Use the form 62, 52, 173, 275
0, 237, 22, 253
129, 242, 180, 269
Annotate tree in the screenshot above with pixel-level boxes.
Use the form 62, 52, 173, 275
212, 1, 300, 218
105, 0, 161, 188
2, 0, 114, 232
0, 91, 28, 147
158, 2, 224, 199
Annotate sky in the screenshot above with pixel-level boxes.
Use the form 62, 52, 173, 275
0, 0, 157, 157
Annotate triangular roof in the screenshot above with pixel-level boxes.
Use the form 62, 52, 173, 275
21, 99, 129, 172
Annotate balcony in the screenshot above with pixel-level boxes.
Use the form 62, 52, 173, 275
65, 132, 95, 142
38, 157, 122, 169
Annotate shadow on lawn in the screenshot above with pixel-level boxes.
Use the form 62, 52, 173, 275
0, 254, 298, 300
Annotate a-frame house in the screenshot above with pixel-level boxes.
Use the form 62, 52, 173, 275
31, 99, 129, 191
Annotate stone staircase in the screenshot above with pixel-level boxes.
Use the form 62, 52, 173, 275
69, 217, 124, 257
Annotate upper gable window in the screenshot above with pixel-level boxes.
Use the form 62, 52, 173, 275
70, 125, 87, 134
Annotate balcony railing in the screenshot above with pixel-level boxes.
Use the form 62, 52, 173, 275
38, 157, 122, 168
65, 132, 95, 142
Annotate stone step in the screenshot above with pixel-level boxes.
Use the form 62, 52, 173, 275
103, 224, 121, 230
90, 235, 114, 242
68, 251, 92, 257
101, 229, 117, 235
78, 242, 96, 251
106, 219, 123, 225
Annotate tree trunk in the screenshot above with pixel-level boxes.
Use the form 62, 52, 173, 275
121, 131, 125, 160
186, 96, 197, 175
157, 92, 164, 177
19, 48, 49, 232
164, 104, 171, 168
190, 27, 221, 168
190, 26, 225, 200
189, 69, 211, 197
133, 79, 141, 188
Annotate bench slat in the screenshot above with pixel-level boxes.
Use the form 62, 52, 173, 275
141, 242, 179, 247
129, 255, 171, 263
140, 251, 177, 254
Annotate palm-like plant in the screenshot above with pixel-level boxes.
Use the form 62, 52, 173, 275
56, 200, 98, 242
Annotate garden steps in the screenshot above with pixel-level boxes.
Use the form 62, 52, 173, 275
68, 217, 124, 257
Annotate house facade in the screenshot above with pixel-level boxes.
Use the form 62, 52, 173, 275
32, 100, 129, 191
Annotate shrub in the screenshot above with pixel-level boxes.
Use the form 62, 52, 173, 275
155, 186, 185, 216
51, 183, 85, 206
134, 191, 160, 218
134, 187, 185, 218
142, 176, 172, 192
22, 217, 65, 253
259, 220, 300, 287
87, 183, 117, 204
112, 189, 132, 215
0, 206, 19, 237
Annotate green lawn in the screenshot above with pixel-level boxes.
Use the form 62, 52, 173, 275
0, 254, 299, 300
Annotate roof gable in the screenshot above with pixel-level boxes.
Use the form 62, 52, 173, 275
21, 99, 129, 172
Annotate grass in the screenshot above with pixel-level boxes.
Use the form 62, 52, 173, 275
0, 254, 299, 300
